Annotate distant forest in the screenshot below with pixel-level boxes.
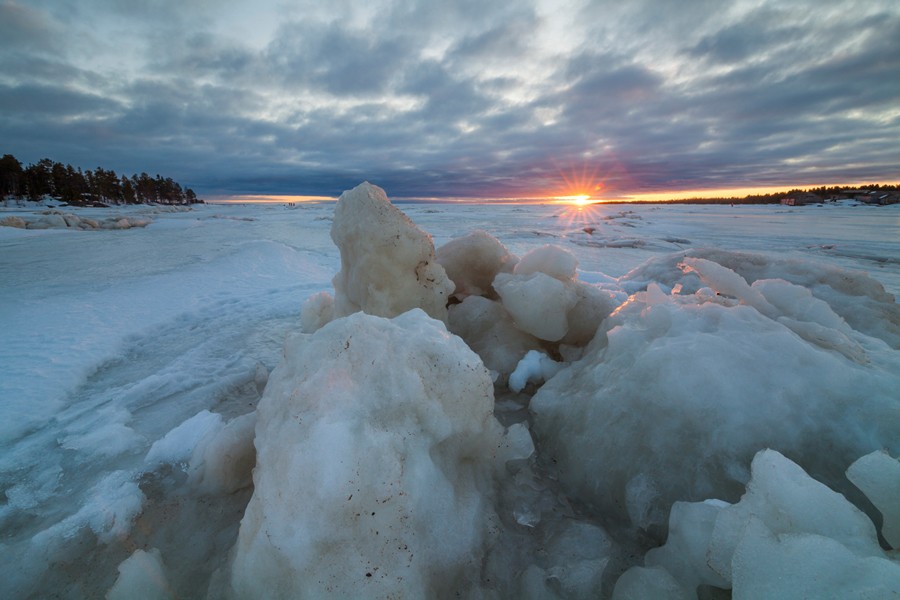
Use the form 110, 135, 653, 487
615, 183, 900, 205
0, 153, 200, 206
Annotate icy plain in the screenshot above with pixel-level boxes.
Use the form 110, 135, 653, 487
0, 192, 898, 598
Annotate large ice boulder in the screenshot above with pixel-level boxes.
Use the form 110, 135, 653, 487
531, 253, 900, 533
330, 182, 454, 322
230, 309, 504, 598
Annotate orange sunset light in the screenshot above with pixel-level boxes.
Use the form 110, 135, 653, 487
543, 161, 612, 205
553, 194, 593, 206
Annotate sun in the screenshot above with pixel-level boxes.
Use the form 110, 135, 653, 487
553, 193, 594, 206
546, 163, 606, 205
571, 194, 592, 206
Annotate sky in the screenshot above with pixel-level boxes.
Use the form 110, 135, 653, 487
1, 0, 899, 201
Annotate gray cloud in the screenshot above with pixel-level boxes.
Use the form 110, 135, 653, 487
1, 0, 898, 199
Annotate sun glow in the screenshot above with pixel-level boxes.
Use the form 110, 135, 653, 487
542, 160, 616, 206
554, 194, 593, 206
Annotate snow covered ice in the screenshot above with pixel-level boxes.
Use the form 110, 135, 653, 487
1, 187, 899, 598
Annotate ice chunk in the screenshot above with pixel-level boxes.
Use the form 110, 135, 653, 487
752, 278, 850, 331
436, 230, 517, 299
32, 470, 145, 545
59, 405, 142, 459
776, 315, 868, 364
187, 412, 256, 495
640, 450, 899, 597
253, 362, 269, 396
514, 244, 578, 282
330, 182, 454, 322
707, 449, 884, 582
508, 350, 564, 393
144, 410, 255, 495
230, 309, 502, 598
746, 449, 882, 548
8, 211, 153, 230
145, 410, 224, 466
612, 566, 692, 600
847, 450, 900, 548
679, 257, 777, 317
0, 215, 26, 228
542, 521, 613, 598
448, 296, 541, 381
731, 518, 900, 599
624, 473, 665, 532
561, 281, 619, 346
494, 272, 577, 342
624, 248, 900, 349
497, 422, 535, 463
509, 520, 615, 598
299, 290, 334, 333
644, 500, 730, 590
107, 548, 173, 600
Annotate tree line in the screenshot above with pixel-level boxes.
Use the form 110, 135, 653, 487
598, 183, 900, 205
0, 153, 200, 206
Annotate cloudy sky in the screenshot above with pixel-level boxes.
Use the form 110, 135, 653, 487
2, 0, 899, 200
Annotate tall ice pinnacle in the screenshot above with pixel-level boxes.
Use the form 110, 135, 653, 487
330, 182, 454, 322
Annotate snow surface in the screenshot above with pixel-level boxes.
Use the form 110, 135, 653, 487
1, 194, 898, 598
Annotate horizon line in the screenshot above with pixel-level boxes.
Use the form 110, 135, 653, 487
204, 181, 899, 205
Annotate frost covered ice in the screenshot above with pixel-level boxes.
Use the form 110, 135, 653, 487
1, 190, 899, 598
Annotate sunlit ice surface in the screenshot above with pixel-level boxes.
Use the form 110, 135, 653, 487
0, 199, 898, 598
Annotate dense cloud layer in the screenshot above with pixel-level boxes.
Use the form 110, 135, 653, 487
2, 0, 899, 197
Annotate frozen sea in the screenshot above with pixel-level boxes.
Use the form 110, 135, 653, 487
1, 197, 898, 598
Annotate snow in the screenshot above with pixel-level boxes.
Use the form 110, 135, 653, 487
1, 196, 898, 598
